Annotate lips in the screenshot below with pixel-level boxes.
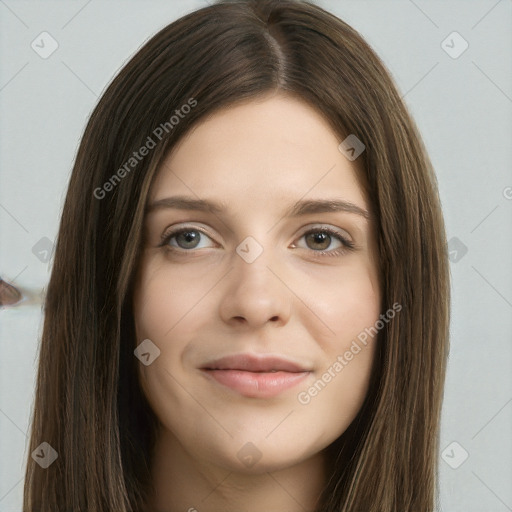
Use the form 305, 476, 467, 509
202, 354, 309, 373
200, 354, 312, 398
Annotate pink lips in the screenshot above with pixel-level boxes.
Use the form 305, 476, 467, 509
200, 354, 311, 398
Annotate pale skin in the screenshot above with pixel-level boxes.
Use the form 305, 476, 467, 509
132, 92, 381, 512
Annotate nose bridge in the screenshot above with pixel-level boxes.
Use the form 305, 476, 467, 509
218, 234, 291, 326
233, 234, 278, 294
235, 234, 268, 267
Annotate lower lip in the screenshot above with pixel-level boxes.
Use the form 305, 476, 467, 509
202, 369, 310, 398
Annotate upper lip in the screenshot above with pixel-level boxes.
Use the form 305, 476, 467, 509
200, 354, 310, 373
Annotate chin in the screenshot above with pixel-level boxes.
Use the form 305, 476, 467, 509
201, 433, 325, 476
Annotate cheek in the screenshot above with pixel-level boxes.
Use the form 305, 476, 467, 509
295, 261, 380, 420
132, 259, 209, 344
132, 261, 202, 405
132, 260, 210, 430
304, 260, 381, 352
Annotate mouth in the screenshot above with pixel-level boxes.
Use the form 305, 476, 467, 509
200, 354, 312, 398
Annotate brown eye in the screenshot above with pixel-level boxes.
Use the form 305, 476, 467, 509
293, 227, 355, 257
304, 231, 332, 251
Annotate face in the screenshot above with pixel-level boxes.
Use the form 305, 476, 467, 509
132, 93, 381, 474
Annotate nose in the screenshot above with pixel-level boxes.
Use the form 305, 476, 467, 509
218, 245, 292, 329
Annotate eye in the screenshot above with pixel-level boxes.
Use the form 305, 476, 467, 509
292, 226, 355, 257
159, 227, 216, 251
159, 224, 355, 258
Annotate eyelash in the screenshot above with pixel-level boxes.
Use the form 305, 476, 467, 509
158, 226, 356, 258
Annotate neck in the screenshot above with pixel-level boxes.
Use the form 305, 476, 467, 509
149, 429, 328, 512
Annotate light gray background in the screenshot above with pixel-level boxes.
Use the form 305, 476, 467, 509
1, 0, 511, 510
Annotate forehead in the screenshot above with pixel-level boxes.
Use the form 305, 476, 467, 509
150, 94, 368, 213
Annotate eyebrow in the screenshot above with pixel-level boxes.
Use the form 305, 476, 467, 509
145, 195, 370, 220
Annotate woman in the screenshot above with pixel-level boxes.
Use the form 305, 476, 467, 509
23, 0, 450, 510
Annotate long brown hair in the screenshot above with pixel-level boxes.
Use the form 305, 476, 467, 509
23, 1, 450, 510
